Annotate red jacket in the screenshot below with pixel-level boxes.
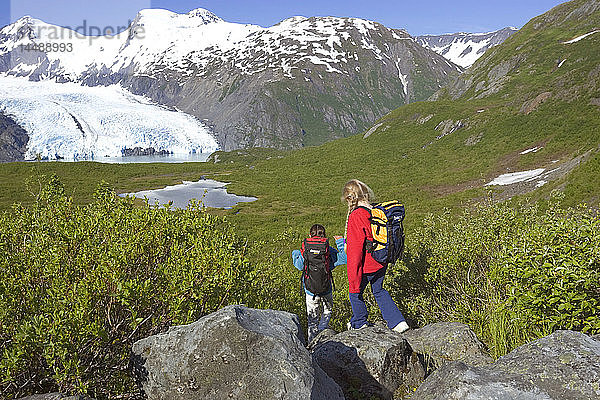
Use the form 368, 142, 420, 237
346, 206, 385, 293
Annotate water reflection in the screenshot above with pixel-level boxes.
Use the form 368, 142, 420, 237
46, 152, 213, 163
120, 179, 257, 209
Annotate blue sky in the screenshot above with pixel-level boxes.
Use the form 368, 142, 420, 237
2, 0, 568, 36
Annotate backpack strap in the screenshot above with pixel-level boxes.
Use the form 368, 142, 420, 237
301, 238, 309, 292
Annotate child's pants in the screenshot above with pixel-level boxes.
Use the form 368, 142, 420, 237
305, 292, 333, 343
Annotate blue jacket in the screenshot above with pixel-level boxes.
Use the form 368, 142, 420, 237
292, 237, 347, 296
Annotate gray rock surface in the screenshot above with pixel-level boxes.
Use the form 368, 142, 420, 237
412, 330, 600, 400
403, 322, 494, 371
411, 361, 554, 400
312, 326, 425, 399
132, 305, 344, 400
491, 330, 600, 399
0, 112, 28, 162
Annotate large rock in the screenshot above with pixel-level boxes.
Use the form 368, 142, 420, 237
491, 330, 600, 399
410, 361, 555, 400
132, 305, 344, 400
312, 326, 426, 399
412, 330, 600, 400
402, 322, 494, 371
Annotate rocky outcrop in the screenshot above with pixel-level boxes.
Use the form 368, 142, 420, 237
131, 305, 344, 400
130, 305, 600, 400
402, 322, 494, 371
0, 112, 28, 162
412, 330, 600, 400
312, 326, 425, 399
520, 92, 553, 114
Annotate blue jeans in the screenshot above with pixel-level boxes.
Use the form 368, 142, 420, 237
349, 266, 405, 329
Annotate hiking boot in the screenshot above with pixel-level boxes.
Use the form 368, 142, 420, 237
392, 321, 410, 333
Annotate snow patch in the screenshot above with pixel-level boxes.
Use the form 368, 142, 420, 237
485, 168, 546, 186
395, 58, 408, 95
520, 146, 543, 155
363, 122, 383, 139
562, 30, 600, 44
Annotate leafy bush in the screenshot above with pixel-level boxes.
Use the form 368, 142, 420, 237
0, 176, 257, 399
390, 194, 600, 357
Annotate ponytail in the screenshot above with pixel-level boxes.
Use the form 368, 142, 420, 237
341, 179, 375, 237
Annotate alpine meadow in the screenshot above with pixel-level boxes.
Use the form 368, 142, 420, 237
0, 0, 599, 399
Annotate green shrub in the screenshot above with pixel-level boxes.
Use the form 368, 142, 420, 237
0, 176, 257, 399
390, 194, 600, 358
494, 202, 600, 339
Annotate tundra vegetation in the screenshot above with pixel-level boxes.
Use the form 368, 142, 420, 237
1, 0, 600, 397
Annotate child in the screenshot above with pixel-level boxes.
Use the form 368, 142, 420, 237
292, 224, 346, 343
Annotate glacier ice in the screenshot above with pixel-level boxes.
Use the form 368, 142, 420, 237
0, 76, 219, 160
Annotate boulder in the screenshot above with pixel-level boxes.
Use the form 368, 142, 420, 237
307, 328, 338, 350
491, 330, 600, 399
402, 322, 494, 371
411, 361, 554, 400
132, 305, 344, 400
312, 326, 425, 399
412, 330, 600, 400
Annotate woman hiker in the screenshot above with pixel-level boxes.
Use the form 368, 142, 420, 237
341, 179, 410, 333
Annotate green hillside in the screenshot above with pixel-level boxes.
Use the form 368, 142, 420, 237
1, 1, 599, 398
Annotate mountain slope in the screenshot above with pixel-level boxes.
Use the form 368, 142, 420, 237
436, 0, 600, 102
199, 0, 600, 241
416, 27, 517, 68
0, 9, 460, 151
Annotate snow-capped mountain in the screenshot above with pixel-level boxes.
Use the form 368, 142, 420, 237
416, 27, 518, 68
0, 8, 460, 154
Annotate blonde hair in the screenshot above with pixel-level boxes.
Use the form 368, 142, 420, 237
341, 179, 375, 237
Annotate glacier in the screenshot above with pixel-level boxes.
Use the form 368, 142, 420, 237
0, 76, 219, 160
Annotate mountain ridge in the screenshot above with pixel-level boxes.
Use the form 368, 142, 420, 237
0, 8, 460, 154
416, 27, 518, 68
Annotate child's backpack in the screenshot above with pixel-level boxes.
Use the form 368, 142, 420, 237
301, 236, 334, 295
364, 201, 405, 265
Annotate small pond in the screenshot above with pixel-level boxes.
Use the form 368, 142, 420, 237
120, 179, 257, 209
